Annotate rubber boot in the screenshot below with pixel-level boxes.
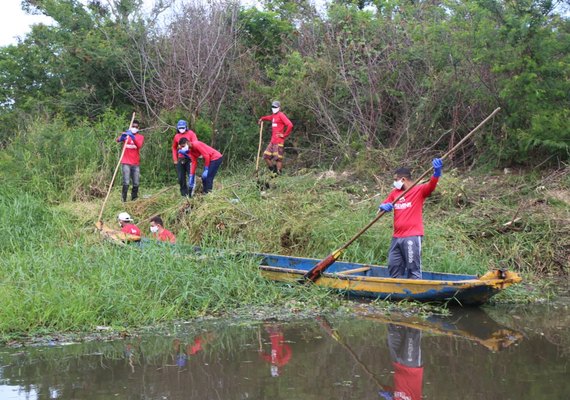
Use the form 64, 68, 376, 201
122, 185, 129, 202
131, 185, 139, 201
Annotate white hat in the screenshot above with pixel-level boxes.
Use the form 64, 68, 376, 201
117, 212, 133, 222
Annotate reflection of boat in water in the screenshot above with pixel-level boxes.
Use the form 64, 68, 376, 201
356, 308, 524, 352
318, 309, 523, 400
258, 254, 522, 306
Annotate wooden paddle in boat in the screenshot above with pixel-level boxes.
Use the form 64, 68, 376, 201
303, 107, 502, 282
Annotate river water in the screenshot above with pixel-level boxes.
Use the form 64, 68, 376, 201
0, 304, 568, 400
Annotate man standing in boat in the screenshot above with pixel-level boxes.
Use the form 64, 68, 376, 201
378, 158, 443, 279
257, 100, 293, 176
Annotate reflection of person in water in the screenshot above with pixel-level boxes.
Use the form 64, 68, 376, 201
172, 334, 213, 368
258, 324, 292, 377
380, 324, 423, 400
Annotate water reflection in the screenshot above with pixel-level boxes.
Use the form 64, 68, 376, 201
383, 324, 423, 400
171, 333, 215, 369
258, 324, 292, 377
0, 306, 569, 399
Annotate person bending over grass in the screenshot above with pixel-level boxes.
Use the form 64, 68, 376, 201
177, 138, 223, 195
149, 215, 176, 244
378, 158, 443, 279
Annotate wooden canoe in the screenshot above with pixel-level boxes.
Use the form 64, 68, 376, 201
258, 254, 522, 306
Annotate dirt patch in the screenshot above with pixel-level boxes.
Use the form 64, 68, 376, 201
546, 189, 570, 205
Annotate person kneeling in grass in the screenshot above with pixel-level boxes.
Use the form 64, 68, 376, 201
177, 138, 223, 195
149, 215, 176, 244
118, 212, 141, 236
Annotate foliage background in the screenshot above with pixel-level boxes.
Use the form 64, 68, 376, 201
0, 0, 568, 168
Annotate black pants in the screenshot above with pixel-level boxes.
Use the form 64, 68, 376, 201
176, 159, 191, 196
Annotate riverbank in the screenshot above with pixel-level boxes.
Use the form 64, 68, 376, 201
1, 161, 568, 343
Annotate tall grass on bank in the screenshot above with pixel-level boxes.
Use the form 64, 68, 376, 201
0, 195, 335, 336
1, 117, 568, 338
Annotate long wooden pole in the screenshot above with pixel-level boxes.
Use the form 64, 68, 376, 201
316, 316, 391, 391
255, 122, 264, 174
303, 107, 501, 282
96, 112, 136, 227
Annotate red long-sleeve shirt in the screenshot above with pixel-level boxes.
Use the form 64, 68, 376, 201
260, 332, 292, 367
393, 362, 423, 400
117, 133, 144, 166
172, 130, 198, 162
259, 112, 293, 144
187, 140, 222, 175
382, 177, 439, 238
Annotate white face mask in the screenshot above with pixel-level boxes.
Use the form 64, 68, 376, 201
130, 128, 139, 134
271, 107, 279, 114
181, 145, 189, 152
150, 226, 159, 233
393, 179, 404, 190
178, 128, 185, 133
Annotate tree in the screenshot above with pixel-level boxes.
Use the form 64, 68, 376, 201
125, 0, 241, 145
0, 0, 142, 138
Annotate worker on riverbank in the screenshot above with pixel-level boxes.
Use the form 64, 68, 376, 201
172, 119, 198, 197
118, 212, 141, 236
149, 215, 176, 244
258, 100, 293, 176
117, 120, 145, 202
177, 137, 223, 195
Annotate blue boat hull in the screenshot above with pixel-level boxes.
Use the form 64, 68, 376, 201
258, 254, 522, 306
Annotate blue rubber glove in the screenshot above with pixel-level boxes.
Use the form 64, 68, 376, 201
188, 174, 195, 188
118, 133, 127, 142
201, 167, 209, 180
126, 130, 136, 141
378, 391, 393, 400
178, 148, 190, 159
378, 203, 393, 213
432, 158, 443, 177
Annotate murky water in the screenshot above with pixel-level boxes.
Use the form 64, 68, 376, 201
1, 304, 569, 400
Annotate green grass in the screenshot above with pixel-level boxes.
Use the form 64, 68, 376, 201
0, 117, 568, 340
